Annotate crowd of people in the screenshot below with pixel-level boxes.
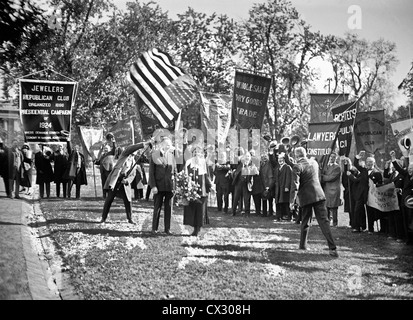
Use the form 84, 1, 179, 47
1, 131, 412, 249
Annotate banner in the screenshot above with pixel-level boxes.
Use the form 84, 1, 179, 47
310, 93, 349, 123
78, 126, 104, 161
128, 48, 199, 128
200, 92, 232, 145
306, 122, 340, 163
19, 79, 77, 143
331, 99, 358, 156
231, 71, 271, 130
110, 119, 135, 148
354, 110, 385, 154
390, 118, 413, 154
367, 182, 400, 212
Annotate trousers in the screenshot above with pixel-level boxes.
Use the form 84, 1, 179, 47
300, 200, 337, 250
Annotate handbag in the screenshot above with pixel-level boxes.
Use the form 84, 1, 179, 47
23, 162, 31, 171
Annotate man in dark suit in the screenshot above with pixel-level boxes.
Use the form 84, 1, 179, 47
288, 147, 338, 257
214, 151, 232, 213
149, 136, 177, 235
231, 152, 259, 216
346, 151, 383, 233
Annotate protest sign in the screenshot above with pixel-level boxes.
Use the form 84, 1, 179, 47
231, 71, 271, 130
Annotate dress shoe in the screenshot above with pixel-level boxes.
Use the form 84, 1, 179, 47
151, 230, 158, 235
165, 230, 173, 235
99, 219, 106, 223
299, 246, 308, 250
128, 219, 135, 224
329, 249, 339, 258
352, 229, 361, 233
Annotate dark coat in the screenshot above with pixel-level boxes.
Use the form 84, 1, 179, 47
291, 157, 325, 207
348, 157, 382, 202
392, 160, 413, 205
214, 162, 232, 188
0, 144, 10, 179
52, 151, 69, 183
35, 152, 54, 184
321, 163, 342, 208
274, 163, 294, 204
148, 149, 176, 192
20, 151, 33, 188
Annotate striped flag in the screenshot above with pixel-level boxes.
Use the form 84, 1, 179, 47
128, 48, 199, 128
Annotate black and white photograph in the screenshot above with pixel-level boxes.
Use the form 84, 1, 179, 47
1, 0, 413, 308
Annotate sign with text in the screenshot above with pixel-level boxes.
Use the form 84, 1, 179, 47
109, 119, 135, 148
367, 182, 399, 212
331, 99, 358, 156
78, 126, 104, 161
200, 92, 232, 145
306, 122, 340, 162
231, 71, 271, 130
354, 110, 385, 154
390, 118, 413, 154
310, 93, 349, 123
19, 79, 77, 143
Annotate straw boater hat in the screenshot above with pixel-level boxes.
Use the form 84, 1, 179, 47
404, 195, 413, 209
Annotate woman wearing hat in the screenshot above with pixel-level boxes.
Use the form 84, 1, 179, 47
20, 143, 33, 195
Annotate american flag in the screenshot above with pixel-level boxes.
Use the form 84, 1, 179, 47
128, 48, 199, 128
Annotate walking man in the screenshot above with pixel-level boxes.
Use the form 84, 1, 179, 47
288, 147, 339, 257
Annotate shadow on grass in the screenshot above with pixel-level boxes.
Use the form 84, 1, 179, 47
0, 220, 23, 226
28, 218, 101, 228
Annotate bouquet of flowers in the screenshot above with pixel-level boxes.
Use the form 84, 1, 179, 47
174, 171, 201, 206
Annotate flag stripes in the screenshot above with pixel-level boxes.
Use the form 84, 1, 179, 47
128, 48, 185, 128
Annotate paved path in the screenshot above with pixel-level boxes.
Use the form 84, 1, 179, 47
0, 182, 61, 300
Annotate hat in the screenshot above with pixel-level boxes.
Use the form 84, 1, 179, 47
263, 135, 272, 142
106, 132, 114, 139
405, 195, 413, 209
269, 140, 278, 148
22, 143, 30, 150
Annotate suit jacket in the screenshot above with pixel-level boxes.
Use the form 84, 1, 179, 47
148, 149, 176, 192
291, 157, 325, 207
321, 163, 342, 208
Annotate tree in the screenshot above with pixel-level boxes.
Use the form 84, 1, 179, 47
172, 8, 239, 94
325, 33, 398, 111
238, 0, 330, 139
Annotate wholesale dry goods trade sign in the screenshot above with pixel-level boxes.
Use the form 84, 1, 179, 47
19, 79, 77, 143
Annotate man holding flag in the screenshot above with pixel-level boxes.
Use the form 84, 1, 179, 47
100, 140, 153, 224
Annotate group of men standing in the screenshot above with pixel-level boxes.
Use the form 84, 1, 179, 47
0, 137, 87, 200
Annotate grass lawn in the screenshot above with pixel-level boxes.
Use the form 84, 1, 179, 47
33, 169, 413, 300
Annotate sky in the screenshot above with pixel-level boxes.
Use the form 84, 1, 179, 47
113, 0, 413, 107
